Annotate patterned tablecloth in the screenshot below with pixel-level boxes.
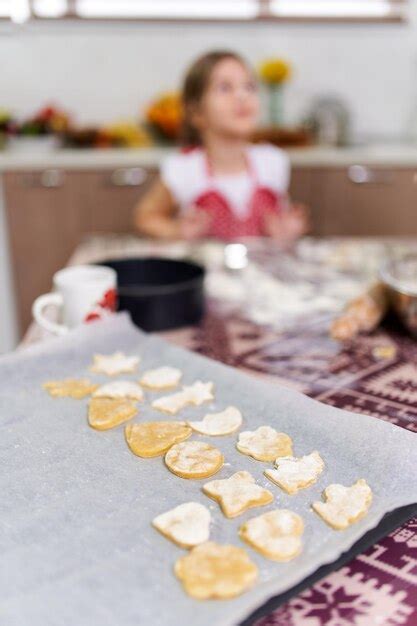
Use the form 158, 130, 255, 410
24, 235, 417, 626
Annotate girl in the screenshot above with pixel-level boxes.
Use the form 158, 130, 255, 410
134, 50, 308, 241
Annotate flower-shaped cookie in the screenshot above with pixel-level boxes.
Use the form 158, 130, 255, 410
175, 542, 258, 599
140, 366, 182, 390
93, 380, 144, 401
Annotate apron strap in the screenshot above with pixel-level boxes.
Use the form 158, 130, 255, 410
203, 148, 258, 188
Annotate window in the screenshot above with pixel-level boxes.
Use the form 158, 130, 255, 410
0, 0, 408, 23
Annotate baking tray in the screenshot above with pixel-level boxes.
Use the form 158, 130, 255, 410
1, 313, 416, 626
240, 502, 417, 625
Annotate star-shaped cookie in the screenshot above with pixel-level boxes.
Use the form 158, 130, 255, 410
152, 381, 214, 415
203, 471, 273, 518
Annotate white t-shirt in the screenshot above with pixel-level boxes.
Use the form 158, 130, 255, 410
161, 144, 290, 219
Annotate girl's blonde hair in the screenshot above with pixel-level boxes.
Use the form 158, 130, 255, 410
181, 50, 247, 147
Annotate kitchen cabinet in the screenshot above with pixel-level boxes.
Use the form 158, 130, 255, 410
4, 161, 417, 336
4, 167, 155, 335
302, 167, 417, 236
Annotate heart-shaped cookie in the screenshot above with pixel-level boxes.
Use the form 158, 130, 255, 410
239, 509, 304, 561
88, 398, 137, 430
125, 421, 192, 458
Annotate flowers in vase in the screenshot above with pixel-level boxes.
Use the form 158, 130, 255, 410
259, 58, 292, 127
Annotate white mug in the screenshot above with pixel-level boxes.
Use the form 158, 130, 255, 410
32, 265, 117, 335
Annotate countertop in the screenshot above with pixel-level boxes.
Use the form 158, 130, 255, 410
2, 143, 417, 171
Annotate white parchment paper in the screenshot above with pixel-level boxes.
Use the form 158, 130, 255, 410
1, 314, 416, 626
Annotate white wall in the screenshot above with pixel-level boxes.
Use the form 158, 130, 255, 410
1, 4, 417, 141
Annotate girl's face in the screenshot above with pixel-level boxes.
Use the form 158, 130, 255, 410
194, 58, 260, 140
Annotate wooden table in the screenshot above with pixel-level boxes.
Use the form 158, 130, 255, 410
24, 235, 417, 626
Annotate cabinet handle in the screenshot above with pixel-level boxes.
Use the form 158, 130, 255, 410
108, 168, 147, 187
40, 169, 65, 188
19, 169, 65, 188
348, 165, 393, 185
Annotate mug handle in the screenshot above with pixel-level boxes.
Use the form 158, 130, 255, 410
32, 293, 68, 335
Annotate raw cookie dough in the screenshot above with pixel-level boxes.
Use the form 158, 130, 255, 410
265, 451, 325, 495
125, 421, 192, 458
88, 397, 137, 430
43, 378, 98, 399
174, 542, 258, 600
140, 366, 182, 390
90, 352, 140, 376
93, 380, 144, 401
237, 426, 293, 462
152, 381, 214, 415
165, 440, 224, 479
312, 479, 373, 530
152, 502, 211, 548
203, 471, 273, 518
188, 406, 242, 436
239, 509, 304, 561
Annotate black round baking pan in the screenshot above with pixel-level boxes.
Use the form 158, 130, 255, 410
98, 257, 205, 332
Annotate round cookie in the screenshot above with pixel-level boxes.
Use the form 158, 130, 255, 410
165, 441, 224, 479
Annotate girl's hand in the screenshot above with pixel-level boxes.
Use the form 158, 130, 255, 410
264, 203, 310, 242
179, 209, 212, 241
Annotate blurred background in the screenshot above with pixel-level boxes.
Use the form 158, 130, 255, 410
1, 0, 417, 351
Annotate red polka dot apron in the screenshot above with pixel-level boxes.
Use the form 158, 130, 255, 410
193, 151, 282, 241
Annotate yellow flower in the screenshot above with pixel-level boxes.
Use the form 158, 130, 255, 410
104, 121, 152, 147
259, 59, 292, 85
